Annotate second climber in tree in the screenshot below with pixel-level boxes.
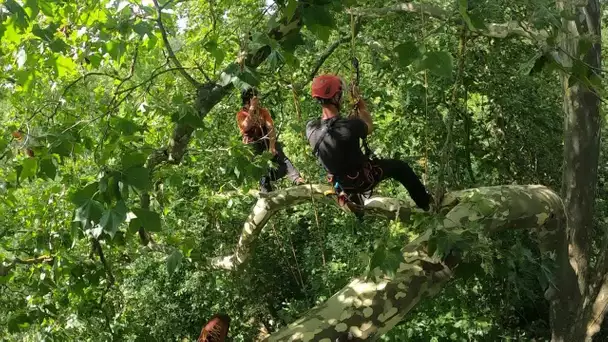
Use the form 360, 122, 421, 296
305, 74, 432, 213
237, 87, 305, 193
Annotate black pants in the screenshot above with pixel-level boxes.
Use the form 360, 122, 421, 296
251, 141, 301, 192
335, 158, 431, 210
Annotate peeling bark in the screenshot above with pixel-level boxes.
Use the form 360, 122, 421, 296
210, 184, 566, 340
552, 0, 602, 341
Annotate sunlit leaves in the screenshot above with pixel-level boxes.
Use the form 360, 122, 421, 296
4, 0, 29, 30
56, 55, 77, 78
20, 158, 37, 179
105, 41, 127, 62
204, 39, 226, 66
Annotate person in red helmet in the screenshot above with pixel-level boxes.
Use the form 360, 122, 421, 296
237, 86, 305, 193
305, 74, 432, 213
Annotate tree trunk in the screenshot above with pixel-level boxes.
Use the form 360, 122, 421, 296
552, 0, 603, 341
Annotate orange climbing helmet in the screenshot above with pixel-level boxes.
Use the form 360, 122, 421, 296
311, 74, 344, 100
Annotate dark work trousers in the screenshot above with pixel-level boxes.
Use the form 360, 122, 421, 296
335, 158, 431, 211
251, 140, 301, 192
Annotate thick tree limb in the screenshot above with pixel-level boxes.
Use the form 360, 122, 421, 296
152, 0, 200, 87
210, 184, 566, 340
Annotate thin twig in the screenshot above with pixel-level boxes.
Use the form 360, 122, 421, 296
152, 0, 200, 87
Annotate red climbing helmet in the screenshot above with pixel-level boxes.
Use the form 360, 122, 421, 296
311, 74, 343, 100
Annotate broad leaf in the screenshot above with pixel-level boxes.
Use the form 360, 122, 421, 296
100, 200, 128, 237
74, 199, 104, 226
394, 41, 421, 67
132, 207, 161, 232
4, 0, 29, 30
71, 182, 99, 206
121, 152, 147, 169
32, 24, 55, 42
20, 158, 37, 179
123, 167, 150, 191
49, 38, 70, 53
39, 158, 56, 180
419, 51, 453, 77
285, 0, 298, 21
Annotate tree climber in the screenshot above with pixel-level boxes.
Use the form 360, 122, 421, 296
197, 313, 230, 341
236, 87, 305, 193
305, 74, 433, 214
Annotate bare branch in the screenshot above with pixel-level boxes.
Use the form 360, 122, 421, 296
152, 0, 200, 87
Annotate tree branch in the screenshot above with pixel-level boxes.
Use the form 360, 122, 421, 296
587, 275, 608, 338
346, 3, 548, 42
209, 184, 567, 340
152, 0, 200, 87
0, 255, 54, 276
346, 2, 450, 20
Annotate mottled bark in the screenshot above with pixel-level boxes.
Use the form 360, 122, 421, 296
552, 0, 603, 341
210, 184, 566, 340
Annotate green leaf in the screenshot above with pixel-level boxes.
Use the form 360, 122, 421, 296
4, 0, 29, 30
56, 55, 77, 77
49, 38, 69, 53
38, 0, 54, 16
106, 41, 126, 62
123, 167, 150, 191
307, 24, 330, 42
87, 54, 102, 68
39, 158, 56, 180
285, 0, 298, 21
302, 5, 334, 29
114, 117, 141, 136
204, 40, 225, 65
394, 41, 421, 67
133, 21, 153, 37
100, 201, 128, 237
32, 24, 55, 42
121, 152, 147, 169
24, 0, 39, 19
71, 182, 99, 206
418, 51, 453, 77
132, 208, 161, 232
74, 199, 104, 226
21, 158, 37, 179
166, 250, 183, 276
128, 217, 141, 235
15, 69, 34, 91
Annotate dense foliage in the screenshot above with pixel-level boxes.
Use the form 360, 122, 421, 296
0, 0, 606, 341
